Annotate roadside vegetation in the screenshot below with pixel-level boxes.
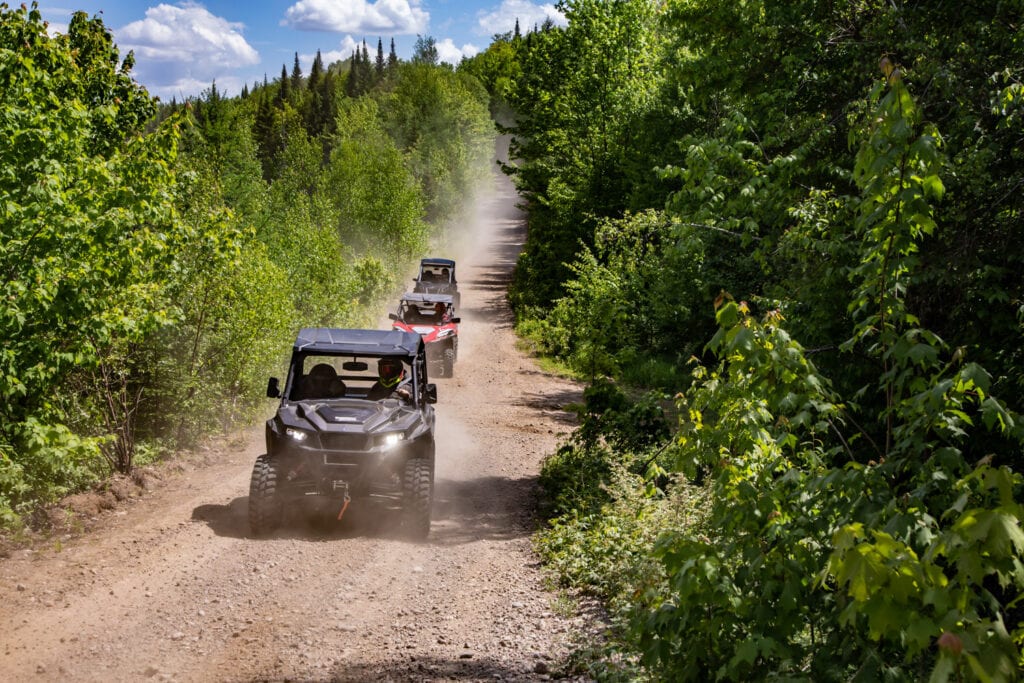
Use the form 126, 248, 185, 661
0, 6, 491, 527
464, 0, 1024, 679
5, 0, 1024, 678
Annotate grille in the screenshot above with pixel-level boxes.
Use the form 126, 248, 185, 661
321, 433, 370, 451
323, 454, 361, 469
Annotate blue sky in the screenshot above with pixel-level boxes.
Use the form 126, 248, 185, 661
38, 1, 566, 101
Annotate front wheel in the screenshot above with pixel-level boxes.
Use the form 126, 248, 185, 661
442, 347, 455, 378
249, 454, 283, 536
401, 457, 433, 539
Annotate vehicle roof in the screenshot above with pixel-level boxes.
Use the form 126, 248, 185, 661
419, 257, 455, 267
293, 328, 423, 356
399, 292, 454, 304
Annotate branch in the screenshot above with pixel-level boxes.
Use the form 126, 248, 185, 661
675, 222, 762, 241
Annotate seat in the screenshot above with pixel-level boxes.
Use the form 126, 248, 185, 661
300, 363, 346, 399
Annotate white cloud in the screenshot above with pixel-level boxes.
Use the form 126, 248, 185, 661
304, 35, 361, 68
116, 3, 259, 100
45, 21, 69, 37
476, 0, 566, 37
283, 0, 428, 34
435, 38, 479, 65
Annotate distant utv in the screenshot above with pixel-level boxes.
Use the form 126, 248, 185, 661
389, 292, 460, 378
411, 257, 459, 309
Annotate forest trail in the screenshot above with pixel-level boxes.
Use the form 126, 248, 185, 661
0, 161, 589, 681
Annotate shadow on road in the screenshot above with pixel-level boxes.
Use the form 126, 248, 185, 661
457, 220, 522, 328
514, 387, 585, 425
191, 473, 539, 544
429, 474, 539, 546
327, 652, 563, 682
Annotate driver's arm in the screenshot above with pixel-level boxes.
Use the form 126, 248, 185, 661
394, 380, 412, 401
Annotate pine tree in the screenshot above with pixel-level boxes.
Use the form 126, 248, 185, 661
375, 38, 385, 79
318, 70, 337, 140
195, 80, 230, 160
345, 50, 360, 97
253, 92, 280, 180
359, 40, 372, 92
306, 50, 327, 134
240, 82, 249, 98
308, 50, 323, 94
514, 18, 521, 40
290, 52, 302, 91
388, 37, 399, 72
276, 64, 290, 106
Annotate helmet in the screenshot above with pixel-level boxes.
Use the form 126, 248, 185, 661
434, 302, 445, 315
378, 358, 404, 388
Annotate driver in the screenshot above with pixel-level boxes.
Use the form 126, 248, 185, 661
433, 302, 449, 323
367, 357, 412, 401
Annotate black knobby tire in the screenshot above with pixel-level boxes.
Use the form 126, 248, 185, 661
442, 347, 455, 378
401, 457, 433, 539
249, 454, 283, 536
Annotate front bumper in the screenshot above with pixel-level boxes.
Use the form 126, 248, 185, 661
271, 436, 415, 498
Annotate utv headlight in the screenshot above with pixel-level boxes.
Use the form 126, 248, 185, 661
285, 427, 309, 442
380, 432, 405, 449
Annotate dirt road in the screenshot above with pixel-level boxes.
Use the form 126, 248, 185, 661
0, 164, 588, 681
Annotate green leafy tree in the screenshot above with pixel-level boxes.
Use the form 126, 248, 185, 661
412, 35, 439, 66
0, 5, 194, 516
380, 63, 493, 222
328, 98, 428, 262
540, 67, 1024, 683
505, 0, 662, 310
518, 2, 1024, 677
458, 37, 521, 121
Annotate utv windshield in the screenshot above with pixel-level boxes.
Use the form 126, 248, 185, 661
418, 264, 453, 283
398, 300, 451, 324
288, 354, 412, 401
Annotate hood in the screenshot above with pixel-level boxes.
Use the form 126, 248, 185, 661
280, 398, 412, 434
392, 320, 455, 343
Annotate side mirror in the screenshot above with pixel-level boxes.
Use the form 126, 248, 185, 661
451, 317, 461, 324
425, 383, 438, 404
266, 377, 281, 399
388, 313, 398, 321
